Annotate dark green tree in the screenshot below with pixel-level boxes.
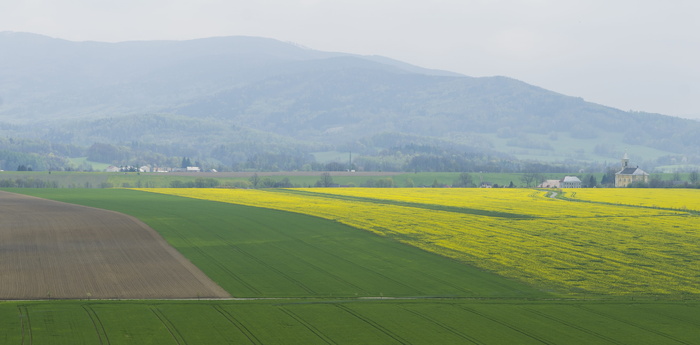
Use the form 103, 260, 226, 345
181, 157, 192, 168
690, 170, 699, 184
600, 168, 617, 187
585, 174, 597, 188
452, 172, 474, 187
249, 173, 260, 188
375, 178, 394, 188
315, 172, 334, 187
520, 173, 543, 187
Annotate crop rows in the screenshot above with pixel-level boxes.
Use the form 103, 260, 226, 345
6, 188, 699, 344
2, 300, 698, 344
148, 188, 700, 296
0, 191, 229, 300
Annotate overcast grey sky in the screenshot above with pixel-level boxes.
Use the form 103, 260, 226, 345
2, 0, 699, 119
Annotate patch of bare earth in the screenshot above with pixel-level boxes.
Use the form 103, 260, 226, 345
0, 191, 230, 300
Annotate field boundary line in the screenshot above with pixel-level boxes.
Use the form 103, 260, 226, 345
335, 304, 411, 344
82, 305, 111, 345
278, 306, 337, 345
150, 306, 188, 345
211, 305, 261, 345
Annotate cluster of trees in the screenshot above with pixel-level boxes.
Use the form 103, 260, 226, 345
0, 148, 71, 171
0, 178, 59, 188
87, 143, 178, 168
248, 174, 295, 188
628, 171, 700, 188
169, 178, 221, 188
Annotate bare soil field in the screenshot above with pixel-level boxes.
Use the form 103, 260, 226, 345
0, 191, 230, 299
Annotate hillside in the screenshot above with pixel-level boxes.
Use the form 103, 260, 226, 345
1, 32, 699, 171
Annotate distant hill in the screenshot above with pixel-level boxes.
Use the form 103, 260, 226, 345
1, 32, 699, 171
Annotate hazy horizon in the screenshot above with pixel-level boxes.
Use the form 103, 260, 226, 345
1, 0, 699, 120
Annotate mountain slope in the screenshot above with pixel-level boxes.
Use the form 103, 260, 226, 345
1, 32, 699, 171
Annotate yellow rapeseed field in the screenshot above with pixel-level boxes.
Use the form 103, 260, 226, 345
142, 188, 700, 297
564, 188, 700, 211
295, 188, 687, 218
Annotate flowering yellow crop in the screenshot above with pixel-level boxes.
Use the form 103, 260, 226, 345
564, 188, 700, 212
140, 188, 700, 297
290, 188, 686, 218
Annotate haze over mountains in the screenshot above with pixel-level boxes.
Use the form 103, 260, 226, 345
1, 32, 699, 172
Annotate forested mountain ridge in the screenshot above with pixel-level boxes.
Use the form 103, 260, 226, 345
1, 32, 698, 172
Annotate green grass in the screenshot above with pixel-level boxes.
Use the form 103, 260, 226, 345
4, 188, 699, 344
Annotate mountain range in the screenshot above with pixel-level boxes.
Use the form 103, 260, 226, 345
1, 32, 698, 172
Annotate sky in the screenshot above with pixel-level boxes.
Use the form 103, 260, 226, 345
2, 0, 699, 119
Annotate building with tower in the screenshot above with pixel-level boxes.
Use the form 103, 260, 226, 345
615, 153, 649, 187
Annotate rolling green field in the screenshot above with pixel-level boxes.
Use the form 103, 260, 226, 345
3, 188, 699, 344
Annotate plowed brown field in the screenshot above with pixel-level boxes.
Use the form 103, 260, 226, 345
0, 191, 230, 299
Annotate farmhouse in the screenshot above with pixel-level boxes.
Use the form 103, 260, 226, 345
560, 176, 582, 188
615, 153, 649, 187
537, 176, 581, 188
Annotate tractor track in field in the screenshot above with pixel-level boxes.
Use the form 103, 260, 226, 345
574, 305, 694, 345
212, 305, 262, 345
278, 306, 338, 345
17, 305, 32, 345
455, 304, 555, 345
150, 306, 188, 345
82, 305, 111, 345
397, 305, 485, 344
335, 304, 411, 344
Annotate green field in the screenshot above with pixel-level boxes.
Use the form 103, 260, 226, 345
2, 299, 698, 344
3, 188, 699, 344
0, 170, 595, 188
9, 189, 541, 298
